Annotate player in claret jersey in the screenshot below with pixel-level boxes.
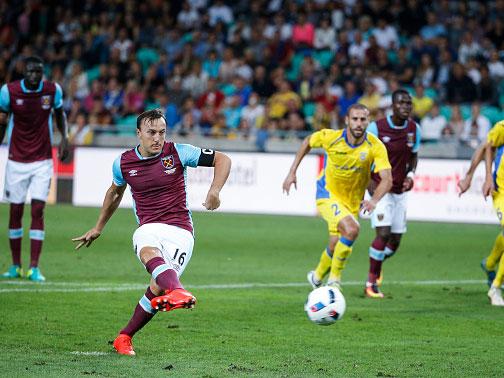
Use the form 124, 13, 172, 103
364, 89, 421, 298
72, 109, 231, 355
0, 56, 69, 282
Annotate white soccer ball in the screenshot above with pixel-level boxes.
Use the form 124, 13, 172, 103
305, 286, 346, 325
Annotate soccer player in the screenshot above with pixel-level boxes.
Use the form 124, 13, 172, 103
459, 120, 504, 306
364, 89, 421, 298
72, 109, 231, 355
0, 56, 69, 282
283, 104, 392, 289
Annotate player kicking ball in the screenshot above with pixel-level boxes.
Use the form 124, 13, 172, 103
72, 109, 231, 354
459, 120, 504, 306
364, 90, 421, 298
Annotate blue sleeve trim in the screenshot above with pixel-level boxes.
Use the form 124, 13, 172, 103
413, 123, 422, 153
112, 155, 126, 186
175, 143, 201, 167
0, 84, 10, 112
366, 121, 378, 137
53, 83, 63, 109
340, 236, 355, 247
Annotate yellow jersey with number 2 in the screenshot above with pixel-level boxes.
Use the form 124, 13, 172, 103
310, 128, 391, 214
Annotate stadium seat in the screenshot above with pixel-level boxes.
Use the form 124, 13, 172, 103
313, 50, 333, 69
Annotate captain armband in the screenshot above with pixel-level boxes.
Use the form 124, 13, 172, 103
197, 148, 215, 167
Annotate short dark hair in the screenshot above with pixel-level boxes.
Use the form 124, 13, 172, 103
347, 103, 369, 115
136, 108, 167, 130
392, 89, 411, 103
24, 56, 44, 67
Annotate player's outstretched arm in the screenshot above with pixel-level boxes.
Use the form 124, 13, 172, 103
72, 183, 126, 249
203, 151, 231, 210
283, 135, 311, 195
54, 107, 70, 162
482, 143, 495, 199
458, 141, 487, 196
361, 168, 392, 214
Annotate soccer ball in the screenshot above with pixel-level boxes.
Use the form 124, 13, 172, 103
305, 286, 346, 325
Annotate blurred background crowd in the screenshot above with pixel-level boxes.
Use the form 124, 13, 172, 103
1, 0, 504, 151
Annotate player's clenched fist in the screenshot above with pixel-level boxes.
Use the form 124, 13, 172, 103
203, 189, 221, 210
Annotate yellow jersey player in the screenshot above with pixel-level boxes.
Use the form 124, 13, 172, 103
459, 120, 504, 306
283, 104, 392, 288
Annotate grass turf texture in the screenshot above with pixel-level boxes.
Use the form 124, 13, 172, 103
0, 203, 502, 377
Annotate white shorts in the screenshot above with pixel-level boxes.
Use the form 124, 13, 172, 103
371, 192, 408, 234
132, 223, 195, 277
3, 159, 53, 203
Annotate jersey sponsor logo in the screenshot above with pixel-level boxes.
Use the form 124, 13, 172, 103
15, 99, 23, 106
360, 152, 367, 161
407, 132, 415, 148
382, 136, 391, 143
41, 95, 52, 110
129, 169, 138, 176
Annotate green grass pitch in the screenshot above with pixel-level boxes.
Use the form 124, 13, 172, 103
0, 203, 502, 377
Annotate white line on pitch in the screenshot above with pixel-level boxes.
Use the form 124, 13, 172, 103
0, 279, 487, 293
70, 351, 109, 356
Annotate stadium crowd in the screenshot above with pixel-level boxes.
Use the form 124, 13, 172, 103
1, 0, 504, 150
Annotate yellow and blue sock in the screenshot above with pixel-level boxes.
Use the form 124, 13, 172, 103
328, 237, 354, 282
314, 247, 332, 282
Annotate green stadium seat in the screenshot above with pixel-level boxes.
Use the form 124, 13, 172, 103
303, 102, 316, 118
286, 52, 305, 81
313, 50, 333, 69
481, 106, 503, 125
116, 115, 138, 135
86, 65, 101, 84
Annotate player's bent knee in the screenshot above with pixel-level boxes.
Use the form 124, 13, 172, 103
139, 247, 163, 265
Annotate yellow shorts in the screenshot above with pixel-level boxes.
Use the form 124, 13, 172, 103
493, 191, 504, 227
316, 198, 358, 236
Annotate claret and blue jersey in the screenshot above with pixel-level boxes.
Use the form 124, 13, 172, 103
112, 142, 203, 234
0, 79, 63, 163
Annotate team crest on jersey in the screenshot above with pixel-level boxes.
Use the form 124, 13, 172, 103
41, 95, 52, 110
407, 132, 415, 147
359, 152, 367, 161
161, 155, 176, 174
382, 136, 391, 143
377, 214, 384, 221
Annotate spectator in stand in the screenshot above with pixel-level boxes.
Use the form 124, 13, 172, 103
420, 104, 447, 143
69, 111, 93, 146
240, 92, 265, 138
461, 103, 491, 148
208, 0, 234, 27
442, 105, 464, 139
252, 65, 275, 99
281, 98, 306, 135
103, 78, 124, 115
230, 75, 252, 107
412, 83, 434, 120
123, 80, 145, 116
348, 31, 369, 64
177, 1, 200, 30
338, 80, 361, 120
182, 60, 208, 98
292, 11, 315, 51
458, 32, 482, 65
477, 65, 498, 105
372, 18, 399, 50
112, 28, 133, 63
446, 63, 477, 104
358, 81, 381, 117
488, 50, 504, 80
89, 97, 114, 128
218, 47, 238, 84
268, 80, 302, 124
416, 53, 436, 88
264, 12, 292, 41
394, 47, 416, 86
157, 91, 179, 131
419, 12, 447, 42
314, 16, 336, 51
175, 97, 201, 137
202, 49, 221, 79
312, 103, 331, 130
222, 95, 243, 135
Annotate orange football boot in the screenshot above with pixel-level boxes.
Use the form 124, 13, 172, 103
113, 334, 135, 356
151, 288, 196, 312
